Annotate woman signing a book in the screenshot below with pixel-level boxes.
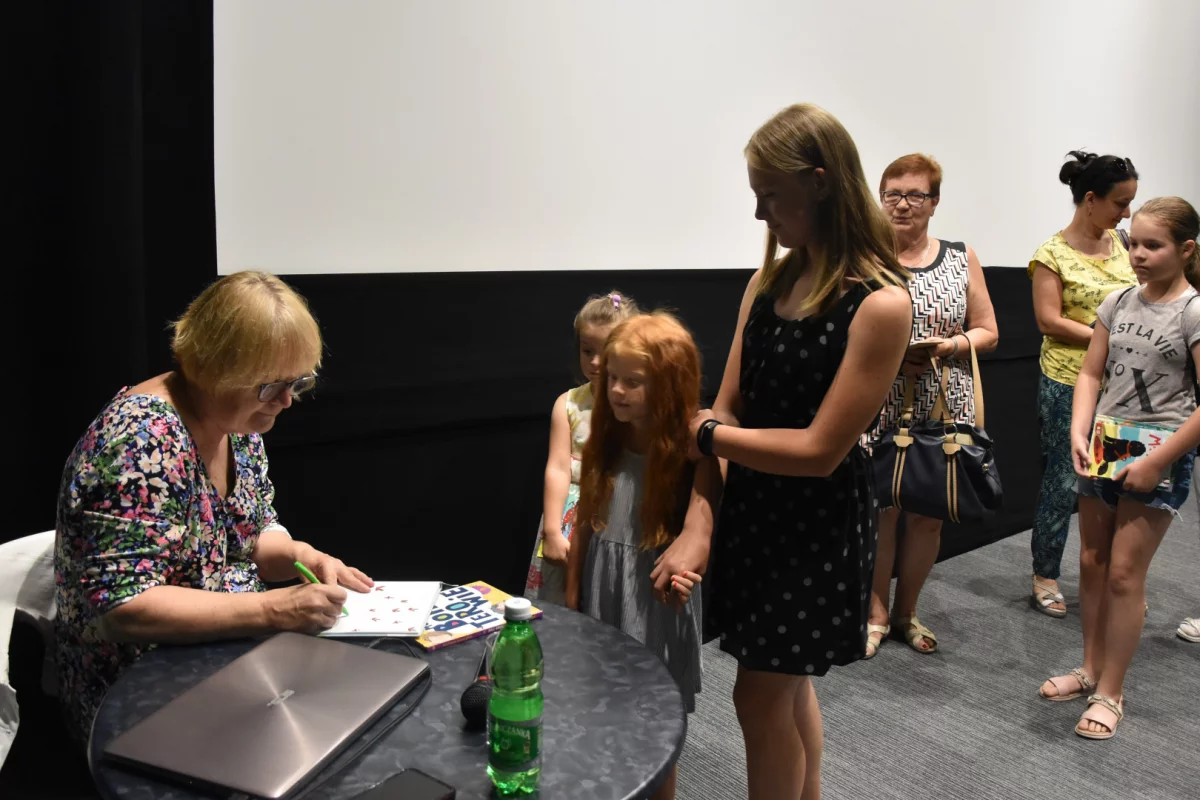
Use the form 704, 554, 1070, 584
1039, 197, 1200, 740
53, 272, 372, 746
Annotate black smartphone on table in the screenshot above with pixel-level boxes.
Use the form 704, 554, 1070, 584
353, 768, 456, 800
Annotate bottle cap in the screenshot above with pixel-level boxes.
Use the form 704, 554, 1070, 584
504, 597, 533, 621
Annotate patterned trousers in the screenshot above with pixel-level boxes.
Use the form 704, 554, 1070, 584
1031, 374, 1077, 580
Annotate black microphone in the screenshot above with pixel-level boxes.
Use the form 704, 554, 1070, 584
460, 636, 495, 729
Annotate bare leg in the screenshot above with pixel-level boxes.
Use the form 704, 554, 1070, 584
650, 764, 678, 800
793, 677, 822, 800
892, 512, 942, 651
867, 507, 899, 653
1080, 499, 1172, 734
734, 667, 805, 800
1077, 497, 1116, 685
1041, 496, 1115, 698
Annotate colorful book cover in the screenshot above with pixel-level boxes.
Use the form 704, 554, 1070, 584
1087, 414, 1177, 490
415, 581, 543, 651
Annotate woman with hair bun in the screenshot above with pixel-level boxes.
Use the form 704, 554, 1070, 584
1028, 151, 1138, 618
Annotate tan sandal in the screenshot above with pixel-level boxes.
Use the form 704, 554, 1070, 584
892, 616, 937, 653
1075, 694, 1123, 740
1032, 578, 1067, 618
1039, 667, 1094, 702
864, 624, 889, 659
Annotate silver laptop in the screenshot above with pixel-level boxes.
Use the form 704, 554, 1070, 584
104, 631, 429, 799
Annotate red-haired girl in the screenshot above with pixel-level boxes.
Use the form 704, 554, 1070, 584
565, 311, 706, 800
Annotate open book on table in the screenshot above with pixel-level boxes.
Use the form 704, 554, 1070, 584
318, 581, 443, 638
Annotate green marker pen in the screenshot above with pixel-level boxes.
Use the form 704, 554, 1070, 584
294, 561, 349, 616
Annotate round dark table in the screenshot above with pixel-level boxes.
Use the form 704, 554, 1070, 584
88, 604, 685, 800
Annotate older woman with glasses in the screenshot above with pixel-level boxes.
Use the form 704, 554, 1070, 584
864, 154, 999, 657
53, 271, 371, 745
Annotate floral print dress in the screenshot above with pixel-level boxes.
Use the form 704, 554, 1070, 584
54, 390, 283, 743
525, 382, 593, 605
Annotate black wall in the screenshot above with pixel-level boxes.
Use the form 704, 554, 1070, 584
12, 2, 1045, 597
15, 0, 215, 544
257, 268, 1041, 593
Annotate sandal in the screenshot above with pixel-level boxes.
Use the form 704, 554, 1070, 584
1075, 694, 1123, 740
1039, 667, 1094, 702
892, 616, 937, 654
1032, 578, 1067, 618
864, 624, 889, 659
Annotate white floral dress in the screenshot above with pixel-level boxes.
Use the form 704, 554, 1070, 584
524, 383, 592, 604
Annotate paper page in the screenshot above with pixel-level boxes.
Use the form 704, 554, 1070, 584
319, 581, 442, 637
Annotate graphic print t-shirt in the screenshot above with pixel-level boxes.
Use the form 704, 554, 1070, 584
1094, 286, 1200, 430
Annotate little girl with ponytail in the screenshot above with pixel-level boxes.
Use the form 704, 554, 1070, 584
1040, 196, 1200, 739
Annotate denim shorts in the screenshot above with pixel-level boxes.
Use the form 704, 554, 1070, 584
1076, 449, 1195, 517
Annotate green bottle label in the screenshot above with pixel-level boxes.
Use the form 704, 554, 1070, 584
488, 715, 542, 772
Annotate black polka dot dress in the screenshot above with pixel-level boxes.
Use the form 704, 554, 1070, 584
711, 285, 880, 676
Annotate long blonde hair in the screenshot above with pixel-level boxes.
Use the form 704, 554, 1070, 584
575, 312, 701, 550
1134, 197, 1200, 289
745, 104, 907, 313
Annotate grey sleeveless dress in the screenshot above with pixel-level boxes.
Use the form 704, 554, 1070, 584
580, 451, 702, 712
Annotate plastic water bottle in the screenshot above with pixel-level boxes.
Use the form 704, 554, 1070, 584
487, 597, 544, 796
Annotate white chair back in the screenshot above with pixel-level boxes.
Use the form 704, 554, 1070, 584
0, 530, 56, 769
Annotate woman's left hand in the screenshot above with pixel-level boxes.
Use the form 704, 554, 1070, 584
1114, 458, 1165, 494
687, 409, 718, 461
293, 542, 374, 593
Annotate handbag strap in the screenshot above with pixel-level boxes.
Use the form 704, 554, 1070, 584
930, 338, 985, 429
902, 336, 985, 429
900, 373, 919, 429
929, 357, 951, 423
900, 363, 945, 424
964, 336, 984, 429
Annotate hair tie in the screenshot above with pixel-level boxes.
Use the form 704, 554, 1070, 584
611, 293, 621, 309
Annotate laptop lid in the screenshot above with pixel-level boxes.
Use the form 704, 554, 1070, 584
104, 632, 429, 799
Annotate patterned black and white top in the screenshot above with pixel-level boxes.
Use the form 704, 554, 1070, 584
871, 239, 975, 439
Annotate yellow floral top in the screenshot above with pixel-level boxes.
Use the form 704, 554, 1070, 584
1028, 229, 1135, 386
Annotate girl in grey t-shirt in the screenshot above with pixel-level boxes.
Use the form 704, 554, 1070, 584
1039, 197, 1200, 742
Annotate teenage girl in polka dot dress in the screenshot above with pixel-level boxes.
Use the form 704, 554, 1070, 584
688, 104, 911, 798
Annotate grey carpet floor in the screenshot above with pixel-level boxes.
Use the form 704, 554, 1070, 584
678, 493, 1199, 800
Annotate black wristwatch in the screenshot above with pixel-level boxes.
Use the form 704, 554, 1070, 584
697, 418, 723, 457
